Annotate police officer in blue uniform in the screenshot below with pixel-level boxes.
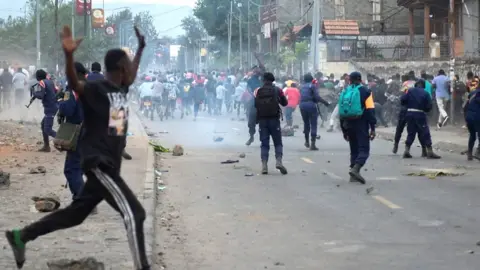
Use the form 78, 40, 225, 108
33, 69, 58, 152
57, 62, 86, 199
339, 72, 376, 184
299, 73, 330, 150
401, 79, 441, 159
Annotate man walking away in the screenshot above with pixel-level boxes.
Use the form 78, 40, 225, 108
299, 74, 330, 150
338, 72, 376, 184
245, 66, 263, 145
32, 70, 58, 152
12, 68, 27, 106
401, 79, 441, 159
0, 66, 13, 110
254, 72, 288, 175
284, 82, 300, 127
5, 25, 150, 270
216, 81, 226, 115
432, 69, 450, 128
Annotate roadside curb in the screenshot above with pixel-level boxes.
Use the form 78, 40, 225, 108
131, 110, 158, 266
376, 130, 467, 155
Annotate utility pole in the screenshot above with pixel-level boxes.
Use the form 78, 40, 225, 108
71, 0, 75, 39
83, 0, 87, 37
238, 2, 243, 69
227, 0, 233, 71
36, 0, 41, 68
55, 0, 59, 71
449, 0, 455, 124
247, 0, 251, 68
309, 0, 319, 71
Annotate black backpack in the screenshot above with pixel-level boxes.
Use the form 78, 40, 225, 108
255, 85, 279, 118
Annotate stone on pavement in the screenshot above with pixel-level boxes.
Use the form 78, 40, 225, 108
47, 257, 105, 270
172, 144, 184, 156
281, 127, 294, 137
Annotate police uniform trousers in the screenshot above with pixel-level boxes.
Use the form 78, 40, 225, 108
41, 113, 57, 144
405, 110, 432, 147
300, 102, 318, 138
344, 119, 370, 167
258, 118, 282, 161
247, 102, 257, 136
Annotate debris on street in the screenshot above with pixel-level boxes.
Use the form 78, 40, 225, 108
47, 257, 105, 270
0, 170, 11, 189
213, 136, 224, 142
172, 144, 184, 156
149, 141, 170, 153
29, 165, 47, 174
32, 194, 61, 212
281, 127, 294, 137
245, 172, 254, 177
221, 159, 239, 164
239, 152, 246, 158
405, 169, 465, 179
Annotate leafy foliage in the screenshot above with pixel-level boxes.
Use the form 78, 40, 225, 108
0, 1, 158, 70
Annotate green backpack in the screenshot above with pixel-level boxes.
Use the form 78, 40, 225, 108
338, 84, 364, 119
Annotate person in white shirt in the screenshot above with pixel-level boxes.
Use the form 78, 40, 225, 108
12, 68, 27, 106
216, 82, 227, 115
234, 80, 247, 117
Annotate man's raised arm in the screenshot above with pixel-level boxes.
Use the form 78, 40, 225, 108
61, 25, 85, 94
129, 26, 146, 86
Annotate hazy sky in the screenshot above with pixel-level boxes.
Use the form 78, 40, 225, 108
0, 0, 196, 37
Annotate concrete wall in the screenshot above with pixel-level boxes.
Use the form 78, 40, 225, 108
348, 59, 480, 80
324, 62, 350, 78
463, 0, 480, 55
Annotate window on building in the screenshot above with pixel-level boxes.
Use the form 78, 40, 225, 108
372, 0, 381, 21
455, 3, 463, 38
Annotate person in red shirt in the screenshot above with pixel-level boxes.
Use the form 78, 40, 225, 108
284, 82, 300, 126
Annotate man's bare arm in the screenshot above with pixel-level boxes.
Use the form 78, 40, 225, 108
64, 52, 85, 94
127, 26, 146, 86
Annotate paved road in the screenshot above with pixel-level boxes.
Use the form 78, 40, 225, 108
146, 110, 480, 270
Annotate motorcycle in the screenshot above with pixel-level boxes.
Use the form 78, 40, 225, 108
142, 97, 154, 121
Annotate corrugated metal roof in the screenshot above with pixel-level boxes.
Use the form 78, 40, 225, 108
280, 23, 312, 42
322, 20, 360, 36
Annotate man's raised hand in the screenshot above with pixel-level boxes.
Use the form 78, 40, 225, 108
134, 26, 146, 49
60, 25, 83, 54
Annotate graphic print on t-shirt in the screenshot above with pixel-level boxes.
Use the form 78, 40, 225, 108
107, 92, 129, 136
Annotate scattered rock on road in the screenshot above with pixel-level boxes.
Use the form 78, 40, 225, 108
29, 165, 47, 174
281, 127, 294, 137
0, 170, 11, 189
172, 145, 184, 156
47, 257, 105, 270
239, 152, 246, 158
32, 193, 61, 212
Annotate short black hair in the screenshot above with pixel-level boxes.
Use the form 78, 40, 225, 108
263, 72, 275, 82
303, 73, 314, 83
74, 62, 87, 75
35, 69, 47, 81
104, 49, 128, 72
91, 62, 101, 72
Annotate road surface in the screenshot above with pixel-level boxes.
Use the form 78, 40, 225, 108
145, 110, 480, 270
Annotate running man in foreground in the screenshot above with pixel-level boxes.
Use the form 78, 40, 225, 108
5, 25, 150, 270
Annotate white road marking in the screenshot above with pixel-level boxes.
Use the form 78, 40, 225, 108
301, 157, 314, 164
323, 170, 343, 180
375, 177, 398, 181
372, 195, 402, 209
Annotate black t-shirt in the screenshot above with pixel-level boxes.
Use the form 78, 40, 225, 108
79, 80, 129, 171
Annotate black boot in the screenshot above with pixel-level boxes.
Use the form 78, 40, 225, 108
310, 138, 318, 151
38, 136, 50, 152
467, 150, 473, 161
426, 146, 441, 159
349, 164, 366, 184
261, 160, 268, 175
245, 135, 254, 146
392, 142, 399, 154
122, 150, 132, 160
304, 134, 310, 148
421, 146, 427, 157
402, 145, 412, 158
275, 157, 288, 175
